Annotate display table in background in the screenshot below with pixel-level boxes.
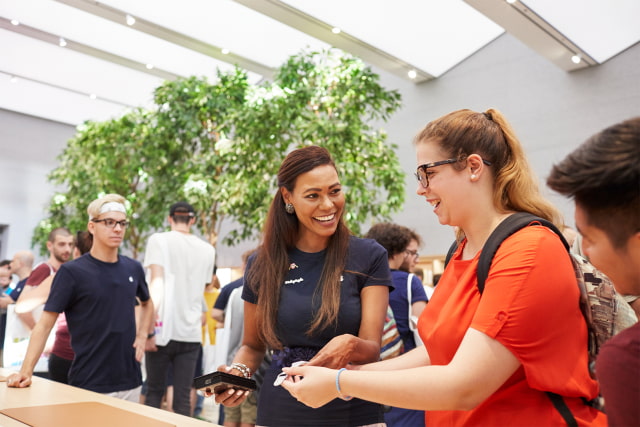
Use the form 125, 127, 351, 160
0, 368, 218, 426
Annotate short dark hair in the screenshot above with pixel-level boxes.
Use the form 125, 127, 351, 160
49, 227, 72, 243
547, 117, 640, 248
169, 202, 196, 225
364, 222, 412, 258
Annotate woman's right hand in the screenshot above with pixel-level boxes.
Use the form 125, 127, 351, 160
203, 365, 251, 407
212, 386, 250, 407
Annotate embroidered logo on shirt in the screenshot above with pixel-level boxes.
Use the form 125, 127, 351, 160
289, 263, 298, 270
129, 276, 134, 283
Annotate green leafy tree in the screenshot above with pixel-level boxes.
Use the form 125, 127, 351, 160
33, 49, 404, 258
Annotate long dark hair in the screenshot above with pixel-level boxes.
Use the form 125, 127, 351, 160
246, 145, 351, 349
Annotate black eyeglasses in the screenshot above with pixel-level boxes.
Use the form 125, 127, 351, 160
92, 218, 129, 229
414, 158, 492, 188
405, 249, 419, 258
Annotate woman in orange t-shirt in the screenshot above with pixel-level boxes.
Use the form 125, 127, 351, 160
281, 108, 606, 426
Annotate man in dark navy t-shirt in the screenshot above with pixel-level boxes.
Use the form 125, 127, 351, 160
7, 194, 154, 403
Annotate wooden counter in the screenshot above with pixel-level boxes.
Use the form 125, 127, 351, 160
0, 368, 219, 426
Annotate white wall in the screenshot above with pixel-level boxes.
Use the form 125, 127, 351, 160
1, 34, 639, 265
0, 109, 76, 262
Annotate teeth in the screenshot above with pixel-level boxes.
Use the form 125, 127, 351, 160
315, 214, 335, 221
429, 200, 440, 207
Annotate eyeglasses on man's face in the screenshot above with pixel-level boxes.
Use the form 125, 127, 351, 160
414, 158, 492, 188
405, 249, 419, 258
92, 218, 129, 229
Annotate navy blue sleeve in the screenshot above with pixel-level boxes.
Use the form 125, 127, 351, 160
44, 264, 75, 313
410, 275, 428, 303
242, 255, 258, 304
132, 259, 150, 303
347, 237, 393, 291
214, 278, 243, 310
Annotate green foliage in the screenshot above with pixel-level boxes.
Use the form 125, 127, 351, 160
33, 49, 404, 258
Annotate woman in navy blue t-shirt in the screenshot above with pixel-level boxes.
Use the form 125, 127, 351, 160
214, 145, 391, 426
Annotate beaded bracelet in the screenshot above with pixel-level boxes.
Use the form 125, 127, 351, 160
335, 368, 353, 401
229, 362, 252, 379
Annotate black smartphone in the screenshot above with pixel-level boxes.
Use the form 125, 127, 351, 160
193, 371, 257, 394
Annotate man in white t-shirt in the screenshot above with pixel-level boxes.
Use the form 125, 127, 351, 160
143, 202, 215, 416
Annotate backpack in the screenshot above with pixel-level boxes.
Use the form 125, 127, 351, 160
380, 305, 404, 360
444, 212, 637, 426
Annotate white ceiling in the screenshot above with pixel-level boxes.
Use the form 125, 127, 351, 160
1, 0, 638, 126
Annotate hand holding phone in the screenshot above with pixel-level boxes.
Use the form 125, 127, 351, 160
193, 371, 257, 395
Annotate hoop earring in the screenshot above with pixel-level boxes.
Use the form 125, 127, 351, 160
285, 203, 295, 214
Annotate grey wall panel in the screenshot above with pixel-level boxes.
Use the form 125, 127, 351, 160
0, 109, 75, 261
372, 34, 640, 257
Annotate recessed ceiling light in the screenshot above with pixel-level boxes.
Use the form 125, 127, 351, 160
146, 64, 154, 69
408, 70, 417, 79
126, 14, 136, 26
10, 19, 19, 26
221, 48, 230, 55
505, 0, 517, 4
571, 54, 582, 64
332, 27, 341, 34
89, 94, 97, 100
59, 37, 67, 47
10, 76, 18, 83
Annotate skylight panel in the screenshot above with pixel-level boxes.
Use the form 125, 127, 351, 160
523, 0, 640, 63
281, 0, 504, 77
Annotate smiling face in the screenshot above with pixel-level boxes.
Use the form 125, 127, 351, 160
281, 164, 345, 252
415, 140, 465, 227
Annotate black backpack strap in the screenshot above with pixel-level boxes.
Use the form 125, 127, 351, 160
476, 213, 577, 425
444, 240, 459, 268
476, 212, 569, 293
546, 392, 579, 427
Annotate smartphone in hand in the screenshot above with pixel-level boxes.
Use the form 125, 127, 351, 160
193, 371, 257, 395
